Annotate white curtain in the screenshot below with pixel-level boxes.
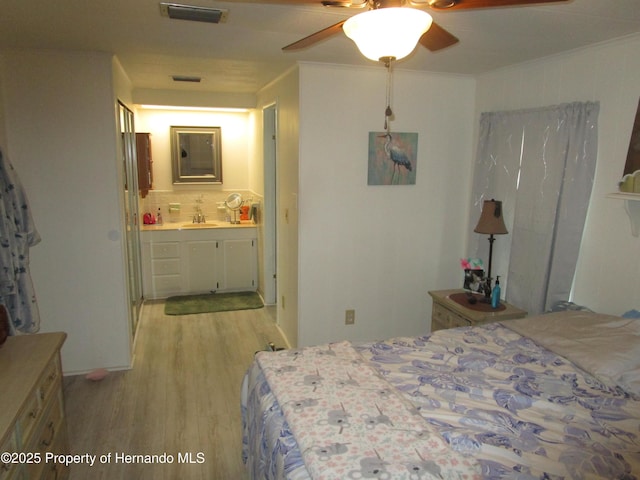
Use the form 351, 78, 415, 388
469, 102, 599, 315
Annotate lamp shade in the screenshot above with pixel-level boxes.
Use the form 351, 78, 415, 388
474, 199, 508, 235
343, 8, 432, 62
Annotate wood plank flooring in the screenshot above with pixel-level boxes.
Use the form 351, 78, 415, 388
63, 300, 285, 480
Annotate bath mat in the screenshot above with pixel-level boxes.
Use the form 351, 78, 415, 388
164, 291, 263, 315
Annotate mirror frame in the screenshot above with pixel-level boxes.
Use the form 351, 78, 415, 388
171, 126, 222, 184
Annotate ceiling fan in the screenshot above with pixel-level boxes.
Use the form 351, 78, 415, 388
275, 0, 569, 58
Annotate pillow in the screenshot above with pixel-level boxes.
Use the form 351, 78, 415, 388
506, 311, 640, 395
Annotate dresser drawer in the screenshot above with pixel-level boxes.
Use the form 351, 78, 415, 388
0, 430, 18, 480
16, 393, 40, 448
37, 356, 61, 406
448, 310, 472, 328
151, 242, 179, 259
431, 303, 449, 331
17, 354, 62, 450
431, 302, 471, 331
25, 393, 66, 480
25, 418, 68, 480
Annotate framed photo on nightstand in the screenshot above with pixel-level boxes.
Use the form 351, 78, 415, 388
463, 269, 485, 293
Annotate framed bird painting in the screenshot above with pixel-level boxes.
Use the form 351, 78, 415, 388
367, 131, 418, 185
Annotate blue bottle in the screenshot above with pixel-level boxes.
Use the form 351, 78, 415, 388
491, 276, 501, 309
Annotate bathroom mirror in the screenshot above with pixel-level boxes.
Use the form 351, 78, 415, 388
171, 126, 222, 184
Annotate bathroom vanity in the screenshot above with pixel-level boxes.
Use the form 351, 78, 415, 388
140, 223, 257, 299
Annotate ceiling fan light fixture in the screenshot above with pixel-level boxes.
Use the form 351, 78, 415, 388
428, 0, 457, 8
343, 8, 432, 62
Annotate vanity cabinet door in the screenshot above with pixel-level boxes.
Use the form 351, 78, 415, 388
185, 241, 221, 294
221, 239, 256, 292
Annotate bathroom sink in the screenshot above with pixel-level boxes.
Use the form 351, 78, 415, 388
181, 223, 218, 228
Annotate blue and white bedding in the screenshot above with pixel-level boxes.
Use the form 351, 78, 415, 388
242, 311, 640, 479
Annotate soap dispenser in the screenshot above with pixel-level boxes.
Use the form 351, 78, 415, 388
491, 276, 501, 309
156, 207, 163, 225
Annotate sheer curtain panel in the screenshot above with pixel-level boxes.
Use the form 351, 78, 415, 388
469, 102, 599, 315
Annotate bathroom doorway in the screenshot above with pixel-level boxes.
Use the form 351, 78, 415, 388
263, 104, 277, 305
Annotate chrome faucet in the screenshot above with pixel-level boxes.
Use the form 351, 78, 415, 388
193, 198, 206, 223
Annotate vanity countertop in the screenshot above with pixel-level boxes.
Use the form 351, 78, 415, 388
141, 221, 256, 231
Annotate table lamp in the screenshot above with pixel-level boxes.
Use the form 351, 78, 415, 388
474, 199, 508, 298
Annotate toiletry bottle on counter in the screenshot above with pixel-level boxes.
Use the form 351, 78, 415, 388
491, 276, 501, 309
156, 208, 163, 225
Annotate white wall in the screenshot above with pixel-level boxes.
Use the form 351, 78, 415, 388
0, 50, 132, 374
135, 108, 252, 192
297, 63, 476, 346
256, 67, 300, 346
474, 34, 640, 315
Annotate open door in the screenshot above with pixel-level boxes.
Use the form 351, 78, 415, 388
263, 104, 277, 305
118, 101, 144, 338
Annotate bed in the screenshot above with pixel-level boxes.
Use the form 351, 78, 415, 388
241, 311, 640, 479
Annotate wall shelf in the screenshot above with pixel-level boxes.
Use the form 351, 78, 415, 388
607, 192, 640, 201
608, 192, 640, 237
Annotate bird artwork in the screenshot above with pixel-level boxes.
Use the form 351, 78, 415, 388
368, 132, 418, 185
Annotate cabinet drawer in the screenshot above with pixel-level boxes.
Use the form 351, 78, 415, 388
152, 258, 180, 275
153, 275, 182, 294
151, 242, 179, 259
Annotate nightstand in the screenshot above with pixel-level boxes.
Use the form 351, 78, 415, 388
428, 289, 527, 332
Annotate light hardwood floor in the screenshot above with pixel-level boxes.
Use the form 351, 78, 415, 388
63, 300, 285, 480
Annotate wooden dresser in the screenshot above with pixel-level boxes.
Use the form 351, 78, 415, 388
0, 333, 69, 480
429, 289, 527, 332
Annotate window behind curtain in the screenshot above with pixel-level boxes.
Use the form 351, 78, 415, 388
468, 102, 599, 315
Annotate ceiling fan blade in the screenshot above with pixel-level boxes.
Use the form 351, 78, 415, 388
419, 21, 459, 51
229, 0, 324, 3
428, 0, 569, 10
282, 20, 346, 51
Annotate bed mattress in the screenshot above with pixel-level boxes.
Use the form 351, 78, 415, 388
242, 311, 640, 479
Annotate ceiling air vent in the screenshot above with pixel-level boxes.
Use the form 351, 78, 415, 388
172, 75, 201, 83
159, 3, 229, 24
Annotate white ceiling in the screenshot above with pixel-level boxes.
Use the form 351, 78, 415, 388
2, 0, 640, 94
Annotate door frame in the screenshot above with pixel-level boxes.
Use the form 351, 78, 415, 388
263, 103, 277, 305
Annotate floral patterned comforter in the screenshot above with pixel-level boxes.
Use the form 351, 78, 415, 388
242, 320, 640, 479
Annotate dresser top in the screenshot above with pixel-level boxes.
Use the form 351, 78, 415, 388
0, 332, 66, 439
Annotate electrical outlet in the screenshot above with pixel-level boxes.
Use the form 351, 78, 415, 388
345, 309, 355, 325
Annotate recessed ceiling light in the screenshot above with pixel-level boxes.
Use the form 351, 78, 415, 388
159, 3, 229, 24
